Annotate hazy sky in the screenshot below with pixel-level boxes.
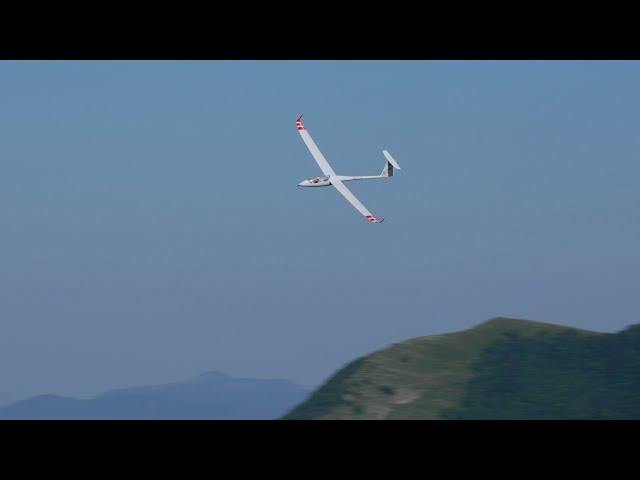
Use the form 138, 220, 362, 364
1, 61, 639, 405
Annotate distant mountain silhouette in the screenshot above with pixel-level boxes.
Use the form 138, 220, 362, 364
0, 372, 310, 419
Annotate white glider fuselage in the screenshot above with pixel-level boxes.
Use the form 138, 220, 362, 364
297, 175, 385, 187
298, 176, 331, 187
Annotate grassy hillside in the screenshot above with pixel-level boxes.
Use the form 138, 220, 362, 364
283, 317, 600, 419
443, 324, 640, 419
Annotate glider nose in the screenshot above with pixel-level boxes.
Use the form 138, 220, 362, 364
298, 180, 307, 187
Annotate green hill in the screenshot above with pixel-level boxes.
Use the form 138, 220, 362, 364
283, 317, 640, 419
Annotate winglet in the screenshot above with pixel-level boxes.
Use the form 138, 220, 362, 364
365, 215, 384, 224
296, 114, 305, 131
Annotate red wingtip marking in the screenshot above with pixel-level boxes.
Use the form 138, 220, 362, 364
295, 114, 304, 130
365, 215, 383, 223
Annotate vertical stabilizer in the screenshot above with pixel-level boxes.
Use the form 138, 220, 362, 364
380, 150, 401, 177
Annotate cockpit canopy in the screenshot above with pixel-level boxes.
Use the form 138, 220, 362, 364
309, 176, 330, 184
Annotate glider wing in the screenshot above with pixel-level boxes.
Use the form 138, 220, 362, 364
296, 115, 336, 176
329, 176, 384, 223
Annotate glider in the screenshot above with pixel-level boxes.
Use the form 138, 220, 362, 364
296, 115, 401, 223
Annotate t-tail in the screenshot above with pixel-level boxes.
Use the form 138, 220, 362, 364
380, 150, 401, 177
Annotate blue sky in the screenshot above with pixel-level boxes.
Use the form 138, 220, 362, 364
1, 61, 639, 404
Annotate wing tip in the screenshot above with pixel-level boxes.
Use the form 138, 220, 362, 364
296, 114, 304, 131
365, 215, 384, 224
